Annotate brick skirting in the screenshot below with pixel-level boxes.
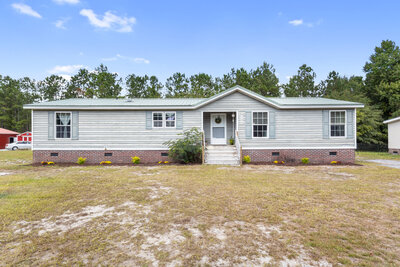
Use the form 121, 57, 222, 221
242, 149, 355, 164
33, 150, 171, 164
389, 149, 400, 155
34, 148, 356, 164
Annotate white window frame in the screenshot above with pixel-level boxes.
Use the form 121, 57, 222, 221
152, 111, 176, 129
165, 112, 176, 128
252, 111, 269, 138
55, 111, 72, 139
329, 110, 346, 138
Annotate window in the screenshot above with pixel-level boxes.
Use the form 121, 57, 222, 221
56, 112, 71, 138
330, 111, 346, 137
105, 153, 113, 156
165, 112, 176, 128
253, 112, 268, 138
161, 152, 169, 157
329, 151, 337, 156
272, 152, 280, 156
153, 112, 163, 128
50, 153, 58, 157
152, 112, 176, 128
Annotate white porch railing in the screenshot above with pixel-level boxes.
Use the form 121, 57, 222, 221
235, 130, 242, 166
201, 130, 206, 164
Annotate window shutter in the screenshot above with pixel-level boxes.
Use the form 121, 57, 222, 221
346, 109, 354, 139
176, 111, 183, 130
146, 111, 152, 129
72, 111, 79, 140
48, 111, 55, 140
269, 111, 276, 139
322, 110, 329, 139
245, 111, 252, 139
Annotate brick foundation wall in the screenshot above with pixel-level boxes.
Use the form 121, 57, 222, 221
242, 149, 355, 164
389, 149, 400, 155
33, 150, 171, 164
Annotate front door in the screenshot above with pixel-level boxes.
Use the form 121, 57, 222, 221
210, 113, 226, 145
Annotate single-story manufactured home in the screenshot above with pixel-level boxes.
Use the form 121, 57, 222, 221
23, 86, 364, 165
383, 116, 400, 155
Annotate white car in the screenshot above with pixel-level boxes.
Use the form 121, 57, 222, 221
6, 141, 32, 150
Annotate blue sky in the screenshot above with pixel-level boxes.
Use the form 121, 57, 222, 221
1, 0, 399, 85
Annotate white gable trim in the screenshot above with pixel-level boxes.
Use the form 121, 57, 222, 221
193, 86, 282, 109
384, 116, 400, 124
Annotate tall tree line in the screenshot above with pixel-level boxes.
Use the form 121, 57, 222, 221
1, 40, 399, 145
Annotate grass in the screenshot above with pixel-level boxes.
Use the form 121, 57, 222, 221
0, 151, 399, 266
357, 151, 400, 161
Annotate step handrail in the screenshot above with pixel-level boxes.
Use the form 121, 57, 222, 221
235, 130, 242, 166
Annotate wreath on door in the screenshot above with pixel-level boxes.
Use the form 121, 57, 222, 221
215, 116, 222, 124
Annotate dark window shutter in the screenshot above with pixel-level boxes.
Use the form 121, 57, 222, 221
245, 111, 252, 139
346, 109, 354, 139
176, 111, 183, 130
48, 111, 55, 140
72, 111, 79, 140
269, 111, 276, 139
146, 111, 152, 129
322, 110, 329, 139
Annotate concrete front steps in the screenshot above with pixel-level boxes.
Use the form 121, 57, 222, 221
204, 145, 240, 166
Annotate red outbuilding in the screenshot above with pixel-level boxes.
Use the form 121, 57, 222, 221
0, 128, 20, 149
17, 132, 32, 142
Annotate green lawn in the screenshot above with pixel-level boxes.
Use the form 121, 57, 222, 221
357, 151, 400, 161
0, 151, 399, 266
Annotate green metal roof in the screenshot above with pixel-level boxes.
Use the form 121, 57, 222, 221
24, 85, 364, 110
266, 97, 363, 106
24, 97, 205, 107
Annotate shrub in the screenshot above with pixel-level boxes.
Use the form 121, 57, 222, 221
331, 161, 338, 164
301, 158, 309, 164
164, 161, 169, 164
163, 128, 202, 164
229, 138, 234, 145
77, 157, 87, 165
273, 160, 278, 164
41, 161, 47, 165
100, 161, 112, 165
131, 156, 140, 164
47, 161, 55, 165
243, 155, 251, 163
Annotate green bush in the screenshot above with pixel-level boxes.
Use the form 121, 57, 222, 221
131, 156, 140, 164
301, 157, 309, 164
163, 128, 202, 164
229, 138, 234, 145
77, 157, 87, 165
243, 155, 251, 163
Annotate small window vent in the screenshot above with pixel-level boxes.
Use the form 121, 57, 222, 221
105, 152, 113, 157
393, 151, 399, 154
161, 152, 169, 157
272, 152, 280, 156
329, 151, 337, 156
50, 153, 58, 157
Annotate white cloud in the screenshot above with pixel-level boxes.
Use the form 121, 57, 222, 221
289, 18, 320, 28
53, 0, 80, 4
11, 3, 41, 18
48, 65, 85, 74
101, 54, 150, 64
288, 19, 303, 26
286, 76, 292, 80
80, 9, 136, 32
133, 58, 150, 64
54, 18, 69, 29
60, 74, 72, 81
